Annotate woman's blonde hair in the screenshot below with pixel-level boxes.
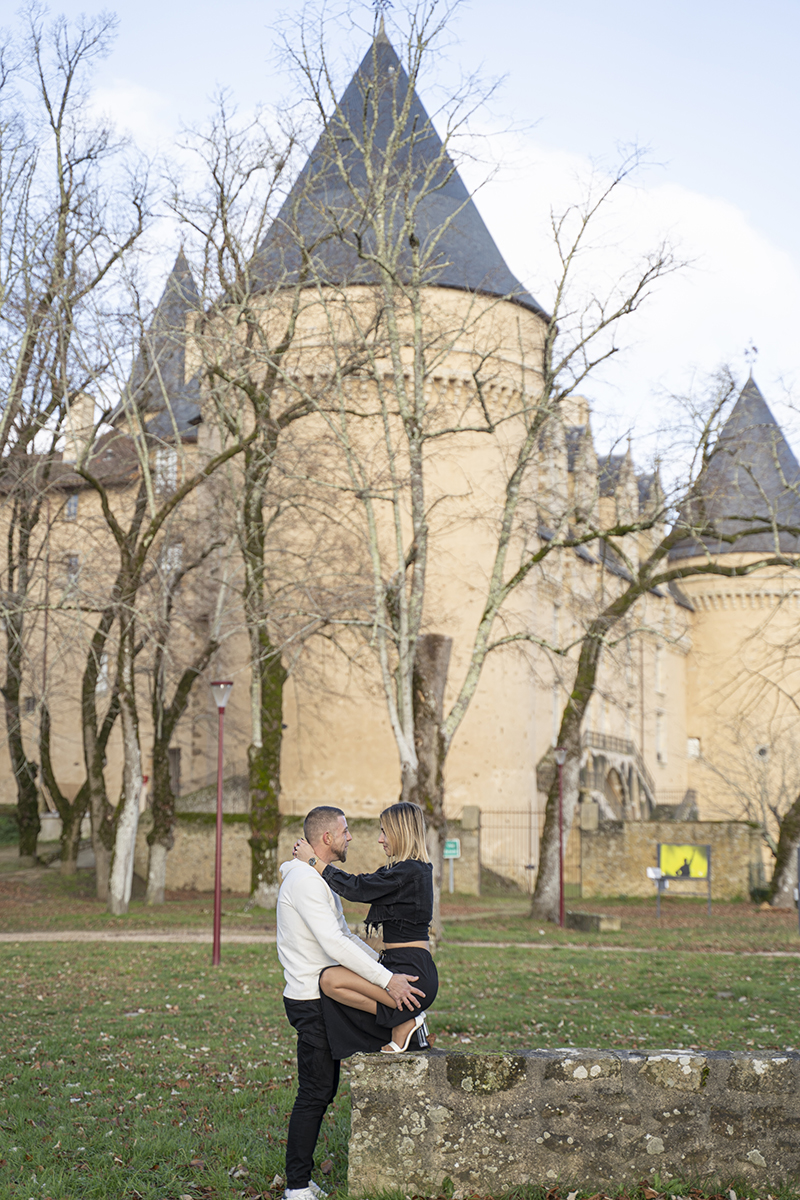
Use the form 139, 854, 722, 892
380, 802, 430, 863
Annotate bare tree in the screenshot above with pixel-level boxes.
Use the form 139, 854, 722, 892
0, 8, 147, 860
170, 95, 350, 900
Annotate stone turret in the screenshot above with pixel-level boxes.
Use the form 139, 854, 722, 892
670, 375, 800, 560
123, 249, 203, 443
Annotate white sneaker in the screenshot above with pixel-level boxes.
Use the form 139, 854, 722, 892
284, 1189, 317, 1200
309, 1184, 328, 1199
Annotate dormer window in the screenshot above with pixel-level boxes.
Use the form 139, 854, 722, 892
64, 493, 78, 521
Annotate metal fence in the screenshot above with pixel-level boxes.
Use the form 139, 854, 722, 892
478, 807, 581, 897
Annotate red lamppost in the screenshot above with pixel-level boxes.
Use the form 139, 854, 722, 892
554, 747, 567, 928
210, 680, 233, 966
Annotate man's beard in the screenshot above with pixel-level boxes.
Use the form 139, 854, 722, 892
337, 843, 348, 863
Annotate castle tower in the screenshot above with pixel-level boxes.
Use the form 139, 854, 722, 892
670, 377, 800, 825
246, 26, 551, 819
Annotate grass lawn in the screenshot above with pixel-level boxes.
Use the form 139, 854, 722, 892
2, 937, 800, 1199
3, 861, 800, 957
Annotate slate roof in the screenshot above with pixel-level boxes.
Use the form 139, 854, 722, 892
122, 250, 202, 442
0, 433, 140, 494
597, 453, 626, 497
251, 28, 546, 317
670, 377, 800, 559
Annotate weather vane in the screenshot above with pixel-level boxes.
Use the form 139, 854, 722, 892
744, 341, 758, 367
374, 0, 393, 11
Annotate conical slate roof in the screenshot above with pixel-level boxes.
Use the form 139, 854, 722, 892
125, 250, 202, 441
670, 377, 800, 558
251, 29, 546, 316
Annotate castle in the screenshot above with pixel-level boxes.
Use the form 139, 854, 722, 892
4, 24, 799, 894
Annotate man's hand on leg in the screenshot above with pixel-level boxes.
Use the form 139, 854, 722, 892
385, 973, 425, 1011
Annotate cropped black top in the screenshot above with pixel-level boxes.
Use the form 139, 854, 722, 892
321, 858, 433, 942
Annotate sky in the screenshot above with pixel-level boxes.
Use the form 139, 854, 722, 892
30, 0, 800, 458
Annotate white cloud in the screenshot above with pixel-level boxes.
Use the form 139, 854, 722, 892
462, 131, 800, 454
91, 80, 176, 152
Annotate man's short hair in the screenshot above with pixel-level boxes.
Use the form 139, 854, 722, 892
304, 805, 345, 845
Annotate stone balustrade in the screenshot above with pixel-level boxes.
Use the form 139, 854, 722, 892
348, 1049, 800, 1196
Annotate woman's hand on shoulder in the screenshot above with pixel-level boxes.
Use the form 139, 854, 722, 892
293, 838, 316, 865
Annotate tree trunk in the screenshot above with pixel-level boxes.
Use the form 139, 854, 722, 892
769, 792, 800, 908
108, 632, 142, 916
39, 704, 89, 876
3, 613, 41, 861
146, 741, 175, 906
59, 799, 85, 876
529, 580, 647, 922
406, 633, 452, 945
249, 633, 287, 905
146, 842, 169, 906
81, 608, 118, 900
529, 748, 582, 923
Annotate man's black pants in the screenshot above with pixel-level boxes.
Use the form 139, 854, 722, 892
284, 998, 340, 1190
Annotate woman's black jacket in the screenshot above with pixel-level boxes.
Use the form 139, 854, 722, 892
321, 858, 433, 941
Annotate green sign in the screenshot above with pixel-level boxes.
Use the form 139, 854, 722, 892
443, 839, 461, 859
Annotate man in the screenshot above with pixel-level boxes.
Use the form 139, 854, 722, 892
277, 805, 424, 1200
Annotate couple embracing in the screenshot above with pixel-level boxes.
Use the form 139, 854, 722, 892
276, 801, 438, 1200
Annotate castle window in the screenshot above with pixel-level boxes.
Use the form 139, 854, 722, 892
169, 747, 181, 797
687, 737, 701, 759
64, 493, 78, 521
656, 710, 667, 763
161, 542, 183, 575
154, 447, 177, 492
655, 644, 664, 694
65, 553, 79, 581
24, 696, 35, 714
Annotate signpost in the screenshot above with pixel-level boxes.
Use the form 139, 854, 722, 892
443, 838, 461, 894
652, 843, 712, 916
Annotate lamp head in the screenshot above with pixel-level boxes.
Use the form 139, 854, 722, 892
554, 747, 567, 766
210, 680, 234, 711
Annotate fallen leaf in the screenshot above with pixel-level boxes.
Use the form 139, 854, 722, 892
567, 1192, 578, 1200
269, 1175, 284, 1190
320, 1159, 333, 1175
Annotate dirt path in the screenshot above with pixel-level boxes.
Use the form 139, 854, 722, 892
0, 930, 277, 944
2, 929, 800, 956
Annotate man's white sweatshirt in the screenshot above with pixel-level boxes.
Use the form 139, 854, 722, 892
276, 859, 393, 1000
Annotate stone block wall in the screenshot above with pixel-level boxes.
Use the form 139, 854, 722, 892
134, 813, 252, 892
581, 820, 763, 901
348, 1049, 800, 1196
134, 810, 480, 896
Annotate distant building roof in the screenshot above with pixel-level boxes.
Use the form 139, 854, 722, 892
120, 250, 202, 442
251, 29, 547, 317
670, 377, 800, 559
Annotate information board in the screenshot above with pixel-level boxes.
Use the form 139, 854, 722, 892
658, 843, 710, 880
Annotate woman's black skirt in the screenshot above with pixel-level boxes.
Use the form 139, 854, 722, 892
319, 946, 438, 1059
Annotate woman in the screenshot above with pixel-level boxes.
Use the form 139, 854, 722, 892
292, 802, 437, 1055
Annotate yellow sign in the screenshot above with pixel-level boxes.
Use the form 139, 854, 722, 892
658, 843, 709, 880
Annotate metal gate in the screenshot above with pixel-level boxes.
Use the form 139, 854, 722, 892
478, 807, 581, 897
